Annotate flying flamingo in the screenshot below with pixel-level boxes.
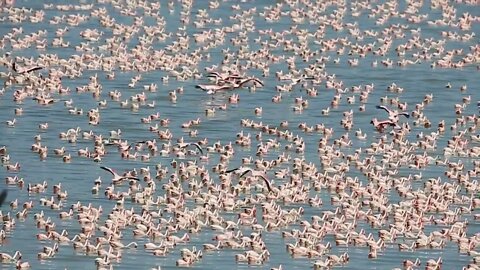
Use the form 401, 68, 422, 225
100, 166, 139, 184
12, 62, 43, 74
224, 167, 273, 192
375, 105, 410, 122
370, 118, 397, 132
176, 142, 204, 155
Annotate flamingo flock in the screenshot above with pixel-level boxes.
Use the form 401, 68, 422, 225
0, 0, 479, 270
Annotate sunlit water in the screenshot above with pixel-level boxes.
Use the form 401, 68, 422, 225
0, 0, 479, 269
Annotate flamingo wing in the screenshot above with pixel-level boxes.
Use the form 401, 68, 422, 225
22, 66, 43, 74
100, 166, 116, 176
258, 174, 273, 192
191, 143, 204, 155
12, 62, 19, 73
238, 169, 252, 178
375, 105, 392, 114
224, 167, 240, 174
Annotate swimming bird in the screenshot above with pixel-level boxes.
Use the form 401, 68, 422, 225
313, 258, 331, 269
109, 240, 138, 249
206, 71, 243, 84
176, 142, 204, 155
16, 260, 30, 269
403, 258, 421, 268
231, 77, 264, 88
6, 118, 16, 127
196, 77, 263, 94
100, 166, 139, 183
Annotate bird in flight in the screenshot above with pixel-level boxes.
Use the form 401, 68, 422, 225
196, 77, 264, 94
206, 71, 243, 84
370, 118, 398, 132
224, 167, 273, 192
230, 77, 264, 89
12, 62, 43, 74
100, 166, 139, 184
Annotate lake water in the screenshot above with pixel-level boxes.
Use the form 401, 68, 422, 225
0, 0, 479, 269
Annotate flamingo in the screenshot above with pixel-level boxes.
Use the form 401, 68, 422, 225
95, 256, 111, 267
100, 166, 139, 183
176, 256, 194, 266
206, 71, 243, 84
12, 62, 43, 74
43, 243, 59, 254
313, 258, 331, 269
180, 246, 197, 258
144, 242, 164, 250
0, 250, 22, 262
176, 142, 204, 155
370, 118, 397, 132
403, 258, 421, 268
195, 83, 231, 94
37, 249, 55, 260
230, 77, 264, 89
426, 257, 442, 268
196, 77, 263, 94
375, 105, 410, 122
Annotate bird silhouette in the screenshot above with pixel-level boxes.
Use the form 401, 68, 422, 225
0, 190, 7, 207
12, 62, 43, 74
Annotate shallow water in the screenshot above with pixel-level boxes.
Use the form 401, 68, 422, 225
0, 0, 479, 269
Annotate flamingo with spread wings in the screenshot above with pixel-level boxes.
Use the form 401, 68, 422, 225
224, 167, 273, 192
375, 105, 410, 122
100, 166, 139, 184
176, 142, 204, 155
370, 118, 398, 132
196, 77, 264, 94
12, 62, 43, 74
